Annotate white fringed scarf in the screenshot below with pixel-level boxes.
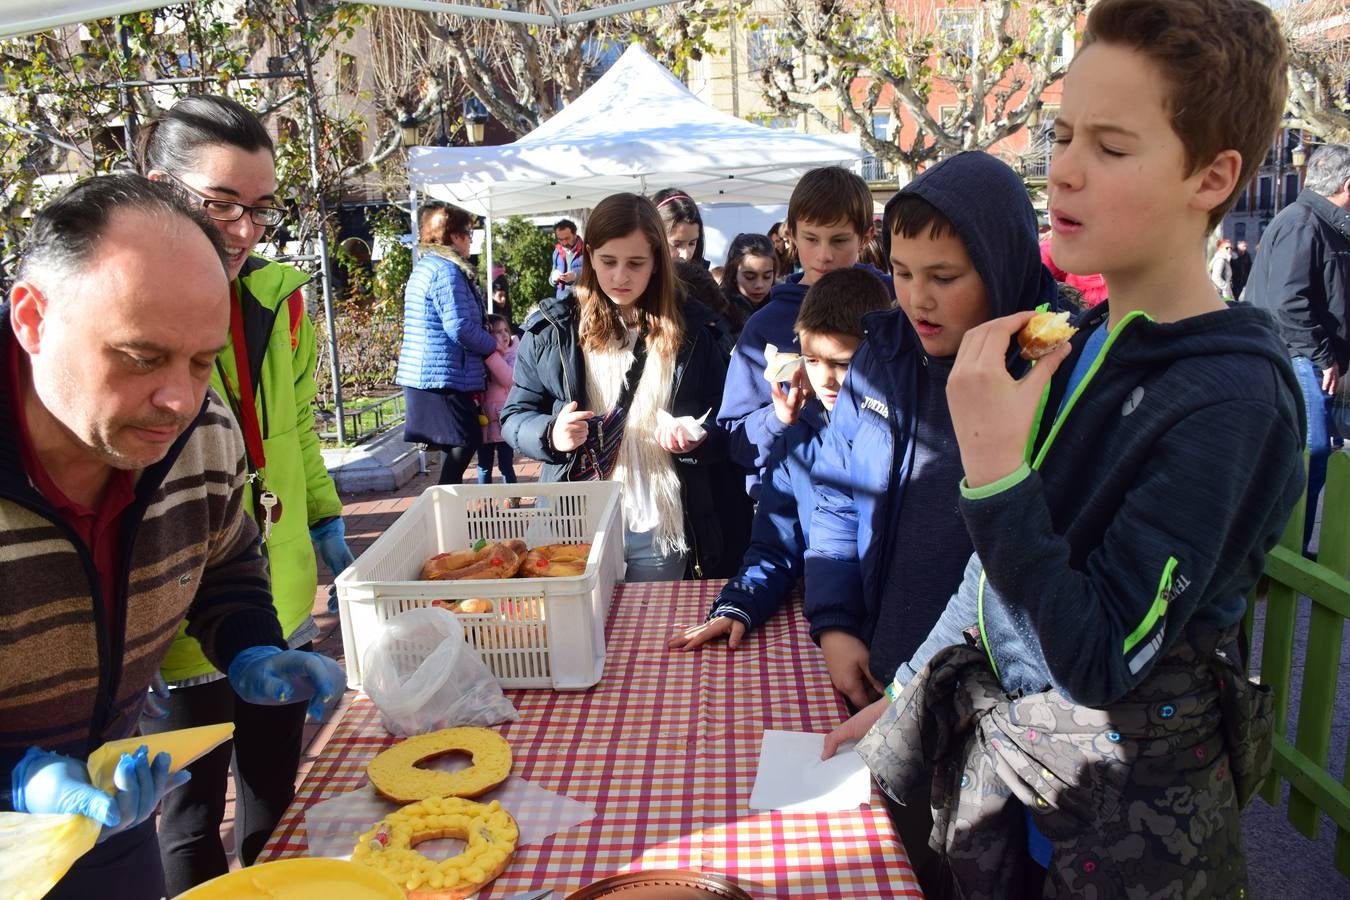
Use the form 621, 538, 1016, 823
583, 327, 686, 556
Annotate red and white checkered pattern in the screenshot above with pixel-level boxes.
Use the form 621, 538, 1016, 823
260, 581, 922, 898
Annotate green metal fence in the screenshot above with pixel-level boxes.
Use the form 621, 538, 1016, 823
1244, 448, 1350, 877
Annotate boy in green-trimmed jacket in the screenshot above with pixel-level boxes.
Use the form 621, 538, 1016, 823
827, 1, 1305, 896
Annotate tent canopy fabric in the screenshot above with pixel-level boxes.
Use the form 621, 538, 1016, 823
0, 0, 682, 40
0, 2, 162, 41
410, 44, 864, 217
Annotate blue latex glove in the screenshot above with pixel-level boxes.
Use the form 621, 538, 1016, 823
12, 745, 190, 843
310, 517, 355, 578
227, 646, 345, 720
142, 672, 171, 720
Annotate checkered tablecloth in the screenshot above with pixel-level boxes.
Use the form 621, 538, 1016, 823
259, 581, 921, 898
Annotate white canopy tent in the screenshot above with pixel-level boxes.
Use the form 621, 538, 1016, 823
0, 2, 164, 40
0, 5, 860, 439
409, 44, 864, 219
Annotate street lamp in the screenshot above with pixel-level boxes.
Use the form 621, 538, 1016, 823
398, 112, 419, 149
463, 97, 489, 145
1292, 141, 1308, 169
430, 102, 450, 148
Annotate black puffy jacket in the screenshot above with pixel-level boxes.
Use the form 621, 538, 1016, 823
1244, 188, 1350, 372
501, 296, 730, 577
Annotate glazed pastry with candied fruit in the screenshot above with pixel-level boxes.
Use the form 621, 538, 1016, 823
352, 797, 518, 899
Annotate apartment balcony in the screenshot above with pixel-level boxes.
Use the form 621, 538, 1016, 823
1023, 153, 1051, 181
861, 153, 893, 185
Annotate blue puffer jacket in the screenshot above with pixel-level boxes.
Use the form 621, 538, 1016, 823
396, 248, 497, 391
707, 401, 828, 630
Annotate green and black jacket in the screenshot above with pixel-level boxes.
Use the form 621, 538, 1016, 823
160, 255, 342, 682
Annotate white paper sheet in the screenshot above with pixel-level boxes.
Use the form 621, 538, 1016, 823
748, 730, 872, 813
303, 756, 595, 860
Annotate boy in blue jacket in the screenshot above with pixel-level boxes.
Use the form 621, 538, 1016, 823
806, 151, 1060, 709
827, 2, 1305, 895
669, 268, 892, 651
716, 167, 890, 498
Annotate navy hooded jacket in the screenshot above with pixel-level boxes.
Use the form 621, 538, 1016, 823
717, 264, 891, 497
805, 151, 1060, 666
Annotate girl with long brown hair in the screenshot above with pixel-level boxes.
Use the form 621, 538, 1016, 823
502, 192, 730, 580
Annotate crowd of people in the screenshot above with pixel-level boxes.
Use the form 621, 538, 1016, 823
397, 0, 1342, 893
2, 0, 1347, 896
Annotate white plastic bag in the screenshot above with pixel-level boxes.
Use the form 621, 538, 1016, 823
363, 607, 517, 736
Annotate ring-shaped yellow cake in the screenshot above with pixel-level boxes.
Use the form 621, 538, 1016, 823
367, 727, 512, 804
351, 797, 518, 899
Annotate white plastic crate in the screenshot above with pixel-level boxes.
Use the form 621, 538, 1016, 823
335, 481, 623, 690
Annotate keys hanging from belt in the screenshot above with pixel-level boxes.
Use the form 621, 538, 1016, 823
248, 473, 282, 542
258, 490, 282, 541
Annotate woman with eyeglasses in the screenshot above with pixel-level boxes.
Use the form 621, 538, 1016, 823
136, 94, 352, 893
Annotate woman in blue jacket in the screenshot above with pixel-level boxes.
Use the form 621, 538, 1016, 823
396, 202, 498, 484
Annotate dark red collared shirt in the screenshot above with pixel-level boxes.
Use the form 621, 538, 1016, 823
7, 342, 136, 630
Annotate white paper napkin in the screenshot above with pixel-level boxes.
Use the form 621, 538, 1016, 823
656, 407, 710, 443
748, 730, 871, 813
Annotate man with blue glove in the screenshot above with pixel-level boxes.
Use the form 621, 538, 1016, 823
12, 745, 191, 844
1, 174, 345, 900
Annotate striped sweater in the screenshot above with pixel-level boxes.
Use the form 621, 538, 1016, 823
0, 324, 286, 807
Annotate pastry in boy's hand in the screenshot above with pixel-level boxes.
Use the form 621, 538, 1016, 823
763, 343, 803, 382
1017, 311, 1077, 360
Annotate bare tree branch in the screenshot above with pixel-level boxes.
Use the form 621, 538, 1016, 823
1279, 0, 1350, 141
750, 0, 1085, 180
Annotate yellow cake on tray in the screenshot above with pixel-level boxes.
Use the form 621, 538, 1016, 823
351, 796, 519, 899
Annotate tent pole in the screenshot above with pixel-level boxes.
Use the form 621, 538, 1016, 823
484, 209, 494, 297
409, 185, 419, 247
297, 0, 345, 446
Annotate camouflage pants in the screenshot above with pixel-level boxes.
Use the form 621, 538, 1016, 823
857, 636, 1271, 900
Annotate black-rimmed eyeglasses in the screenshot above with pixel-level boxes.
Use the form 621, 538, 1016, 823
168, 174, 286, 227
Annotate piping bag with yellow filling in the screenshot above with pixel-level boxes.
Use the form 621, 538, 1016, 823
0, 723, 234, 900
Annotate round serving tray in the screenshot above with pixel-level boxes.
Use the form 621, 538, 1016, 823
566, 869, 753, 899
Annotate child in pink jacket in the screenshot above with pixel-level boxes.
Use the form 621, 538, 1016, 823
478, 314, 518, 483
